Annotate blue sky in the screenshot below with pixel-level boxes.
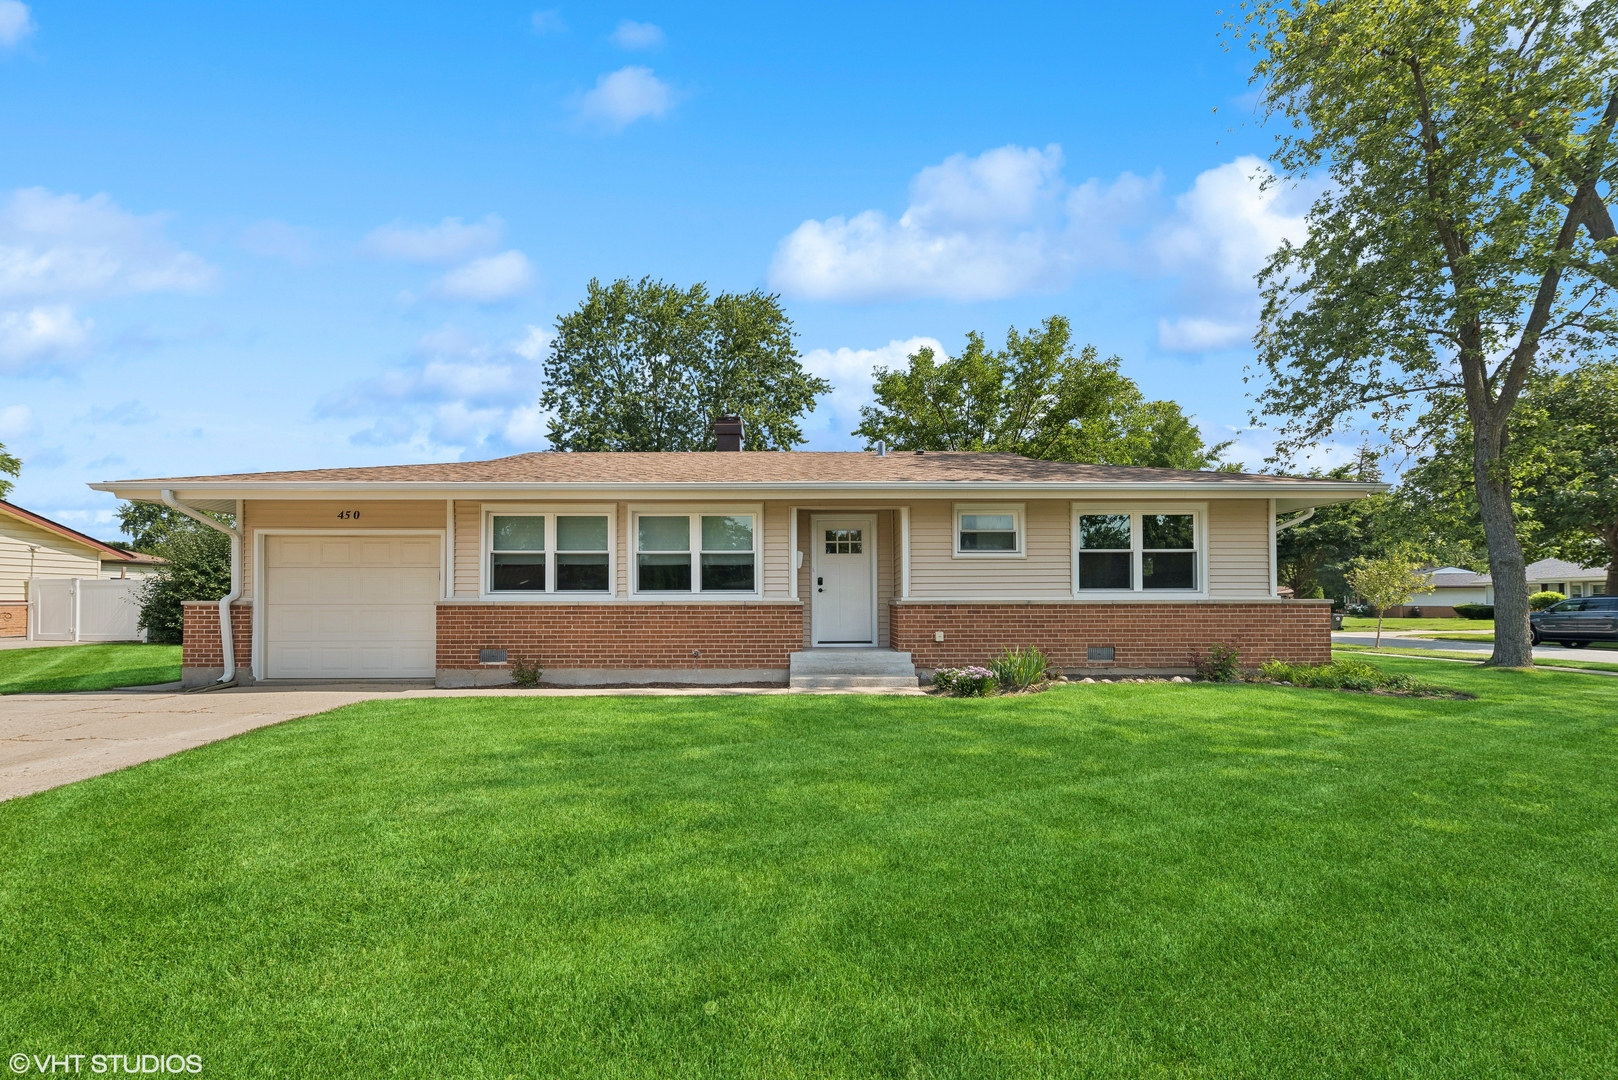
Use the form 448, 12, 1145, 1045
0, 0, 1342, 537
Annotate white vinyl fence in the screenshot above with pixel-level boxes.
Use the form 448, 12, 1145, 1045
29, 577, 146, 642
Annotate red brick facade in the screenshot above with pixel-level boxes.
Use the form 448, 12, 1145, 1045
890, 600, 1332, 671
436, 602, 806, 671
0, 602, 24, 638
181, 601, 252, 670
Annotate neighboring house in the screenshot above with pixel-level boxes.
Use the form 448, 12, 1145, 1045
91, 433, 1383, 687
1418, 558, 1609, 616
0, 500, 166, 638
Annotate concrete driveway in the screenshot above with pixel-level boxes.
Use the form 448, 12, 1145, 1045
0, 681, 798, 803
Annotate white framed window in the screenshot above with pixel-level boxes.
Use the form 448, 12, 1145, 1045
484, 508, 614, 596
954, 504, 1024, 557
1072, 506, 1204, 595
632, 508, 760, 596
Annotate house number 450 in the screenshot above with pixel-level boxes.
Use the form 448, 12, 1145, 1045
337, 510, 362, 520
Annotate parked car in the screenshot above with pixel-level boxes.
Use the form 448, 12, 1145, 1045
1530, 597, 1618, 647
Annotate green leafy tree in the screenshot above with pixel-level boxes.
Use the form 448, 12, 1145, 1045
854, 317, 1235, 469
115, 503, 193, 553
130, 511, 233, 644
1347, 551, 1437, 648
1519, 361, 1618, 593
0, 442, 19, 500
1277, 448, 1389, 600
540, 277, 831, 451
1237, 0, 1618, 667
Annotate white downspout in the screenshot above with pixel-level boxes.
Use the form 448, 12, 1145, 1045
162, 489, 242, 684
1274, 507, 1316, 534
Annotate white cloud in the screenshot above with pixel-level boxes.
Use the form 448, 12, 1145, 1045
0, 1, 33, 48
320, 325, 554, 454
1156, 317, 1249, 353
1148, 156, 1311, 353
359, 215, 504, 263
799, 336, 944, 445
239, 220, 319, 264
427, 250, 536, 303
0, 188, 214, 300
769, 146, 1313, 356
609, 19, 664, 49
531, 8, 565, 33
575, 66, 676, 130
769, 144, 1155, 303
0, 403, 31, 438
0, 305, 91, 371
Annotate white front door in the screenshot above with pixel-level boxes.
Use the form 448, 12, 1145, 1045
812, 516, 875, 645
264, 534, 440, 679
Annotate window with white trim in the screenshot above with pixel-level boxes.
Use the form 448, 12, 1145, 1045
487, 513, 611, 594
955, 506, 1022, 555
1076, 511, 1200, 592
635, 513, 757, 593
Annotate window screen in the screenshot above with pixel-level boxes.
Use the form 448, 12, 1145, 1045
490, 515, 545, 592
1078, 514, 1132, 590
958, 512, 1018, 552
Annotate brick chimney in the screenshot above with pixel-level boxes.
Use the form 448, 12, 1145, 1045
714, 415, 744, 451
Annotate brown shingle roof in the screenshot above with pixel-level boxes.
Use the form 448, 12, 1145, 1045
106, 451, 1348, 487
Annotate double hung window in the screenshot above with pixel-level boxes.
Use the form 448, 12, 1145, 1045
487, 512, 611, 594
1075, 510, 1200, 593
954, 506, 1023, 555
635, 512, 757, 594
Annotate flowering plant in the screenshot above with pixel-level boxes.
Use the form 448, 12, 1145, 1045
933, 665, 997, 696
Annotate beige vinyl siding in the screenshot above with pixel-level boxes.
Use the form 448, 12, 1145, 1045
877, 508, 895, 645
243, 499, 447, 597
0, 524, 101, 600
616, 502, 629, 596
797, 508, 813, 647
1206, 499, 1272, 598
454, 501, 481, 596
763, 502, 792, 598
907, 499, 1072, 600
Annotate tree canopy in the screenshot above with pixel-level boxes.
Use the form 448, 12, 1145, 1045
853, 317, 1235, 470
1237, 0, 1618, 666
0, 442, 19, 501
539, 277, 831, 452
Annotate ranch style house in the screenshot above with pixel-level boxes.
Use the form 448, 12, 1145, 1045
91, 428, 1383, 689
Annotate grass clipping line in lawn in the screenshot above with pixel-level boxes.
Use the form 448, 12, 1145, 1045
1, 654, 1613, 1077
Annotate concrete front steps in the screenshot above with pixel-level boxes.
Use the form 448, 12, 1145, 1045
789, 649, 922, 693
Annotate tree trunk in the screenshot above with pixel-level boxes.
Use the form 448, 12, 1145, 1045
1473, 418, 1533, 666
1604, 526, 1618, 597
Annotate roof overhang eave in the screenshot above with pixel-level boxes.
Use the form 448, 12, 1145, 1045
90, 479, 1389, 506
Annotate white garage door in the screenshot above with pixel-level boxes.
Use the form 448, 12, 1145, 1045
264, 535, 440, 679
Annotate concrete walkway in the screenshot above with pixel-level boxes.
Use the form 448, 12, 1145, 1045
1332, 631, 1618, 666
1, 680, 914, 803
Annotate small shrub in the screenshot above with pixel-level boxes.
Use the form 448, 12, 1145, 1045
510, 659, 543, 688
933, 666, 996, 696
1529, 591, 1566, 611
989, 646, 1048, 691
1193, 644, 1241, 683
1405, 606, 1423, 618
1255, 657, 1441, 695
1453, 603, 1494, 620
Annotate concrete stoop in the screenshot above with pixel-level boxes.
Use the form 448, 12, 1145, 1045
789, 649, 922, 693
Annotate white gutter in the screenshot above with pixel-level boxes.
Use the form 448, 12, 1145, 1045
1274, 508, 1317, 533
162, 488, 242, 684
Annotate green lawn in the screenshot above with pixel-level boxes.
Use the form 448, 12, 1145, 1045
4, 658, 1616, 1077
0, 644, 181, 694
1341, 616, 1493, 632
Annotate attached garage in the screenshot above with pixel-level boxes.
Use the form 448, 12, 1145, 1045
262, 534, 440, 679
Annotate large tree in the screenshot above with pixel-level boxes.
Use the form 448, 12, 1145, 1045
540, 277, 831, 452
854, 316, 1235, 469
1239, 0, 1618, 666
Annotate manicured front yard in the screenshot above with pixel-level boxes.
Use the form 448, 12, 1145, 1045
3, 657, 1615, 1077
0, 644, 181, 694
